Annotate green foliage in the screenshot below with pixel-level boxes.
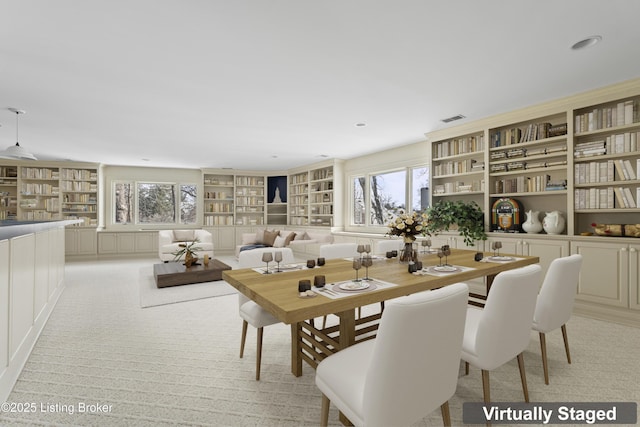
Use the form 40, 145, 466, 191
425, 200, 488, 247
172, 239, 202, 261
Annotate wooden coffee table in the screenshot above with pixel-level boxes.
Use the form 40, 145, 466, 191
153, 260, 232, 288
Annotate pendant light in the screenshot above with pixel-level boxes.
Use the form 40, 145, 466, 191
0, 108, 37, 160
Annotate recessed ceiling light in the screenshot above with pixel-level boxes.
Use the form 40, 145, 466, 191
142, 158, 150, 162
571, 35, 602, 50
271, 155, 278, 158
319, 154, 329, 158
355, 123, 366, 127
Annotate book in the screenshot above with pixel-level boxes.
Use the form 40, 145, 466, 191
613, 159, 628, 180
613, 187, 627, 207
623, 187, 636, 208
622, 160, 636, 180
637, 187, 640, 208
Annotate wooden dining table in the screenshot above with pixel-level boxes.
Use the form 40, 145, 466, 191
223, 248, 539, 376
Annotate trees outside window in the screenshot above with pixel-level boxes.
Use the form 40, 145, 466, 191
113, 181, 197, 225
351, 165, 429, 228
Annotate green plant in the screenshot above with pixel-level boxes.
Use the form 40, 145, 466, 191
172, 239, 202, 266
425, 200, 488, 247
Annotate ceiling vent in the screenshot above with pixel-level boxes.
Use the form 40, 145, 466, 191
441, 114, 466, 123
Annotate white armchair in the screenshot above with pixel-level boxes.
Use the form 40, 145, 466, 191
158, 229, 214, 262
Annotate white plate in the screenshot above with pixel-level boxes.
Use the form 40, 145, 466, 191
487, 256, 515, 262
338, 281, 371, 291
430, 265, 460, 273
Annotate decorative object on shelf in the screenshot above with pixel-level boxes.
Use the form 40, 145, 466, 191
172, 239, 202, 267
425, 200, 488, 247
490, 197, 524, 233
522, 210, 543, 234
386, 209, 428, 263
0, 108, 37, 160
591, 223, 640, 238
542, 211, 566, 235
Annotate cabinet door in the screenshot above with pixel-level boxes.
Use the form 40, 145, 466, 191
65, 229, 78, 254
572, 241, 628, 307
135, 232, 155, 253
522, 238, 569, 280
117, 233, 136, 253
1, 240, 9, 372
629, 245, 640, 310
217, 227, 236, 251
486, 237, 522, 256
98, 233, 118, 254
77, 229, 97, 255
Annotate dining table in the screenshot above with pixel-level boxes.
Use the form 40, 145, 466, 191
223, 248, 540, 377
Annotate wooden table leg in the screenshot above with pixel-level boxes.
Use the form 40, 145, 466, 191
337, 309, 356, 350
291, 323, 303, 376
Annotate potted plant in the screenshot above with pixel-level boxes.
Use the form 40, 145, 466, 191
172, 239, 202, 267
425, 200, 488, 254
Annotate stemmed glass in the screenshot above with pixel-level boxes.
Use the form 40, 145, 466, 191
425, 239, 432, 253
262, 252, 273, 274
437, 249, 444, 267
492, 241, 502, 257
274, 251, 283, 272
364, 244, 371, 257
421, 239, 428, 254
352, 258, 362, 282
357, 244, 365, 260
362, 255, 373, 281
442, 245, 451, 266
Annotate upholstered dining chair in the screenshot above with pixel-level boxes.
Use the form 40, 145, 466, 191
315, 282, 469, 427
462, 264, 541, 403
318, 242, 360, 259
237, 247, 296, 380
375, 239, 402, 255
532, 254, 583, 385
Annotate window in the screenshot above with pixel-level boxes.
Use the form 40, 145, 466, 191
350, 165, 429, 228
370, 170, 406, 225
113, 181, 197, 226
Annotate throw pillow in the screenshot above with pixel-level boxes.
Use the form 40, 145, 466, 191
255, 228, 265, 244
284, 232, 297, 246
273, 235, 286, 248
263, 230, 280, 247
241, 233, 256, 245
173, 230, 195, 242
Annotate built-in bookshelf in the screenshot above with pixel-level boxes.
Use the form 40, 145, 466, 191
309, 166, 333, 226
235, 174, 265, 226
0, 166, 18, 220
289, 171, 309, 226
573, 96, 640, 234
60, 168, 98, 227
431, 132, 485, 207
19, 166, 61, 221
203, 173, 235, 226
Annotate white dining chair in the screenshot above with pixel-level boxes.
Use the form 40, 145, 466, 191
462, 264, 541, 403
319, 242, 360, 259
237, 247, 296, 380
375, 239, 402, 255
532, 254, 583, 384
316, 282, 469, 427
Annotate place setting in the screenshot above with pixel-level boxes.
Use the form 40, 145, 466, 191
415, 245, 476, 276
312, 257, 397, 299
481, 241, 522, 263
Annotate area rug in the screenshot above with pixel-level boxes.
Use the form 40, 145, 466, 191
139, 267, 237, 308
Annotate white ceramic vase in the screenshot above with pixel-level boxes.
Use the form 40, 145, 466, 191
522, 210, 543, 234
542, 211, 565, 235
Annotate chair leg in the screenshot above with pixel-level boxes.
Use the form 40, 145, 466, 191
465, 361, 469, 375
481, 369, 490, 403
239, 320, 248, 358
539, 332, 549, 385
561, 324, 572, 364
322, 315, 327, 329
517, 352, 529, 402
256, 327, 264, 381
357, 307, 361, 319
441, 401, 451, 426
320, 393, 330, 427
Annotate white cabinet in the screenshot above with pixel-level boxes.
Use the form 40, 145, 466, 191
65, 228, 97, 256
629, 245, 640, 310
486, 235, 569, 278
215, 227, 236, 251
571, 240, 630, 308
0, 240, 9, 374
135, 232, 156, 253
98, 232, 156, 255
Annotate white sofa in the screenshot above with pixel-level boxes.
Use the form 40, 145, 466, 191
158, 229, 214, 262
235, 228, 334, 259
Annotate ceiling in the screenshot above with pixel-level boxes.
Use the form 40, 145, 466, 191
2, 1, 640, 171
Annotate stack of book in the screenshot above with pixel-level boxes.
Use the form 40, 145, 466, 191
545, 179, 567, 191
574, 140, 606, 158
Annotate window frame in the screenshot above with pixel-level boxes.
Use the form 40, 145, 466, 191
348, 164, 429, 232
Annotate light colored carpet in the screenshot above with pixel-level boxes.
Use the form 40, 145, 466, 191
0, 256, 638, 426
139, 267, 237, 308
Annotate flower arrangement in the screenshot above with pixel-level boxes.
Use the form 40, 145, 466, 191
386, 210, 428, 242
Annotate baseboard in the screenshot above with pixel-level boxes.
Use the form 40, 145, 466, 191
573, 301, 640, 328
